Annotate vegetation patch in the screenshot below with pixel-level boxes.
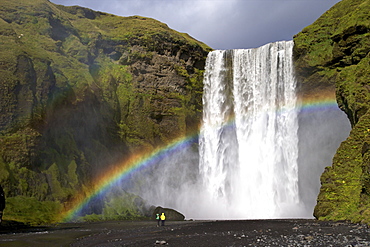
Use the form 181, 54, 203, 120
0, 0, 210, 225
294, 0, 370, 224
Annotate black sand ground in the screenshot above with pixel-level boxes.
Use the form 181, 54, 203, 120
0, 219, 369, 246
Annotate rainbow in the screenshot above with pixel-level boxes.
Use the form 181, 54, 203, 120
60, 94, 342, 222
297, 89, 339, 112
299, 98, 339, 113
61, 133, 199, 222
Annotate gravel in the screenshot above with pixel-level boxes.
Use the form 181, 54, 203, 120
1, 219, 369, 246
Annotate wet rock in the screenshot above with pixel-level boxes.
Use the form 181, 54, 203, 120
152, 206, 185, 221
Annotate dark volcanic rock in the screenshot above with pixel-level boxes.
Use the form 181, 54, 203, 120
1, 219, 369, 246
152, 206, 185, 221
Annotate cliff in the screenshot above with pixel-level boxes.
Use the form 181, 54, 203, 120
0, 0, 211, 224
294, 0, 370, 224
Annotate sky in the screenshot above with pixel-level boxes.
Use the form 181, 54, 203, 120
49, 0, 342, 50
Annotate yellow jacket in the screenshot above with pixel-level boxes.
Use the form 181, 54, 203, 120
160, 213, 166, 220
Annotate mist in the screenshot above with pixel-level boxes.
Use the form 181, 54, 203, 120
119, 104, 351, 220
297, 105, 351, 215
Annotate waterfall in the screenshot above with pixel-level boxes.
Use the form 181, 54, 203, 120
127, 40, 351, 220
199, 41, 300, 218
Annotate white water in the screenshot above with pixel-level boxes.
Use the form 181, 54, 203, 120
125, 40, 351, 220
199, 41, 300, 218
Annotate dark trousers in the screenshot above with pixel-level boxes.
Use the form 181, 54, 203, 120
161, 220, 165, 226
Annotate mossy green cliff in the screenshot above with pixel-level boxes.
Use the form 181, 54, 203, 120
294, 0, 370, 224
0, 0, 211, 224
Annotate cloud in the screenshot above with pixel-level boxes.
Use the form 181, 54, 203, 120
50, 0, 341, 49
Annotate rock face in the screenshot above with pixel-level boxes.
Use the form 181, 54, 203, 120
0, 0, 210, 224
294, 0, 370, 224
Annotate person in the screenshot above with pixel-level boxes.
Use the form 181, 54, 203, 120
156, 213, 160, 227
0, 185, 5, 225
160, 212, 166, 226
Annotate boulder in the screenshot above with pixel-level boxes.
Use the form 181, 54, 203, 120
152, 206, 185, 221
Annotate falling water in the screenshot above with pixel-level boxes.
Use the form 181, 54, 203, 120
199, 41, 300, 218
126, 40, 350, 220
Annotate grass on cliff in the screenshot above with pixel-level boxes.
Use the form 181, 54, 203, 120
316, 112, 370, 225
0, 0, 210, 89
55, 4, 211, 52
294, 0, 370, 68
0, 0, 210, 226
294, 0, 370, 225
4, 196, 62, 225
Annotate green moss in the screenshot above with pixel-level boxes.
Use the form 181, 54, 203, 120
0, 158, 10, 182
67, 160, 78, 189
314, 112, 370, 224
71, 191, 148, 222
293, 0, 370, 86
44, 163, 66, 201
96, 60, 132, 108
4, 196, 62, 225
0, 0, 210, 225
102, 192, 143, 220
78, 213, 103, 222
336, 55, 370, 125
174, 64, 190, 77
294, 0, 370, 224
